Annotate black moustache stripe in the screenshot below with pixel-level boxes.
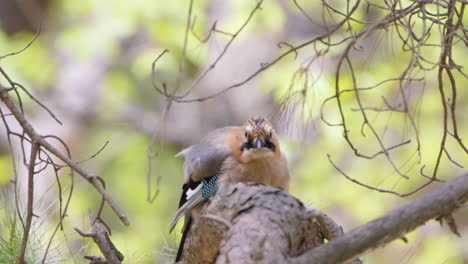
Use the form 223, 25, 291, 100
240, 140, 276, 151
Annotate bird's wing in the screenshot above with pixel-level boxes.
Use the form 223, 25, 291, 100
169, 184, 204, 232
176, 126, 236, 184
170, 127, 237, 233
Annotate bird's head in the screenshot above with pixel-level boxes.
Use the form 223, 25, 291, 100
230, 116, 280, 163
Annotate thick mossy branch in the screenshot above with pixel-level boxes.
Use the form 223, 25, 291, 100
179, 183, 359, 264
179, 173, 468, 264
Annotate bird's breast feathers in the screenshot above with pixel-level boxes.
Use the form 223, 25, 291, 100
240, 148, 275, 162
220, 154, 290, 190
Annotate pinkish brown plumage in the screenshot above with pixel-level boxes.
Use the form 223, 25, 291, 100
171, 116, 290, 262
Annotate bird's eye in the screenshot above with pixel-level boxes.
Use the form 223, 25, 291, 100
269, 131, 272, 138
245, 131, 250, 138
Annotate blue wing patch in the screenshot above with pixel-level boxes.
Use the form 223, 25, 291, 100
201, 173, 220, 198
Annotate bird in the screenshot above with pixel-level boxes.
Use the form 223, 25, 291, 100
169, 116, 290, 262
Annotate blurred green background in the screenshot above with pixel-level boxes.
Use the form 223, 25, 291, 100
0, 0, 467, 263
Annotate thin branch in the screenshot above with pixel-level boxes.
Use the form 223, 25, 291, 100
75, 210, 124, 264
0, 25, 41, 61
328, 154, 437, 197
175, 0, 361, 103
177, 0, 265, 99
16, 142, 39, 264
12, 81, 63, 125
0, 87, 130, 226
151, 49, 170, 95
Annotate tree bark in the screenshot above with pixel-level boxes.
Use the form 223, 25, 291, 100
179, 183, 359, 264
179, 173, 468, 263
289, 173, 468, 264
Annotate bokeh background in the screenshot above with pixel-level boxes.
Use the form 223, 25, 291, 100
0, 0, 467, 263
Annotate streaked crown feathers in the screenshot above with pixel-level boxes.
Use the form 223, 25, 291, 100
243, 116, 273, 139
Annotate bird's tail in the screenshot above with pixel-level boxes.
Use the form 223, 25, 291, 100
169, 184, 206, 233
174, 216, 192, 263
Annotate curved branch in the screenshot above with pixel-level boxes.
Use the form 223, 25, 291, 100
178, 173, 467, 263
0, 86, 130, 226
289, 173, 468, 264
16, 142, 39, 264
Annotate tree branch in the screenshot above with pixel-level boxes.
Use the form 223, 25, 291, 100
178, 173, 467, 263
289, 173, 468, 264
75, 210, 124, 264
178, 183, 361, 264
0, 86, 129, 226
16, 142, 39, 264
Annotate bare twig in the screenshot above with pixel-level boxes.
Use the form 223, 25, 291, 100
328, 154, 438, 197
75, 210, 124, 264
174, 1, 360, 103
16, 143, 39, 264
0, 25, 41, 61
0, 86, 129, 226
177, 0, 265, 99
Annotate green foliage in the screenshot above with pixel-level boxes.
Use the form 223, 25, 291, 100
0, 197, 42, 264
0, 214, 27, 264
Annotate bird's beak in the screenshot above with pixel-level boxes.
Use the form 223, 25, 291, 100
254, 138, 263, 150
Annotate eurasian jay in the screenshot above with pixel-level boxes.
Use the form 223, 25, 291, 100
170, 116, 290, 262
